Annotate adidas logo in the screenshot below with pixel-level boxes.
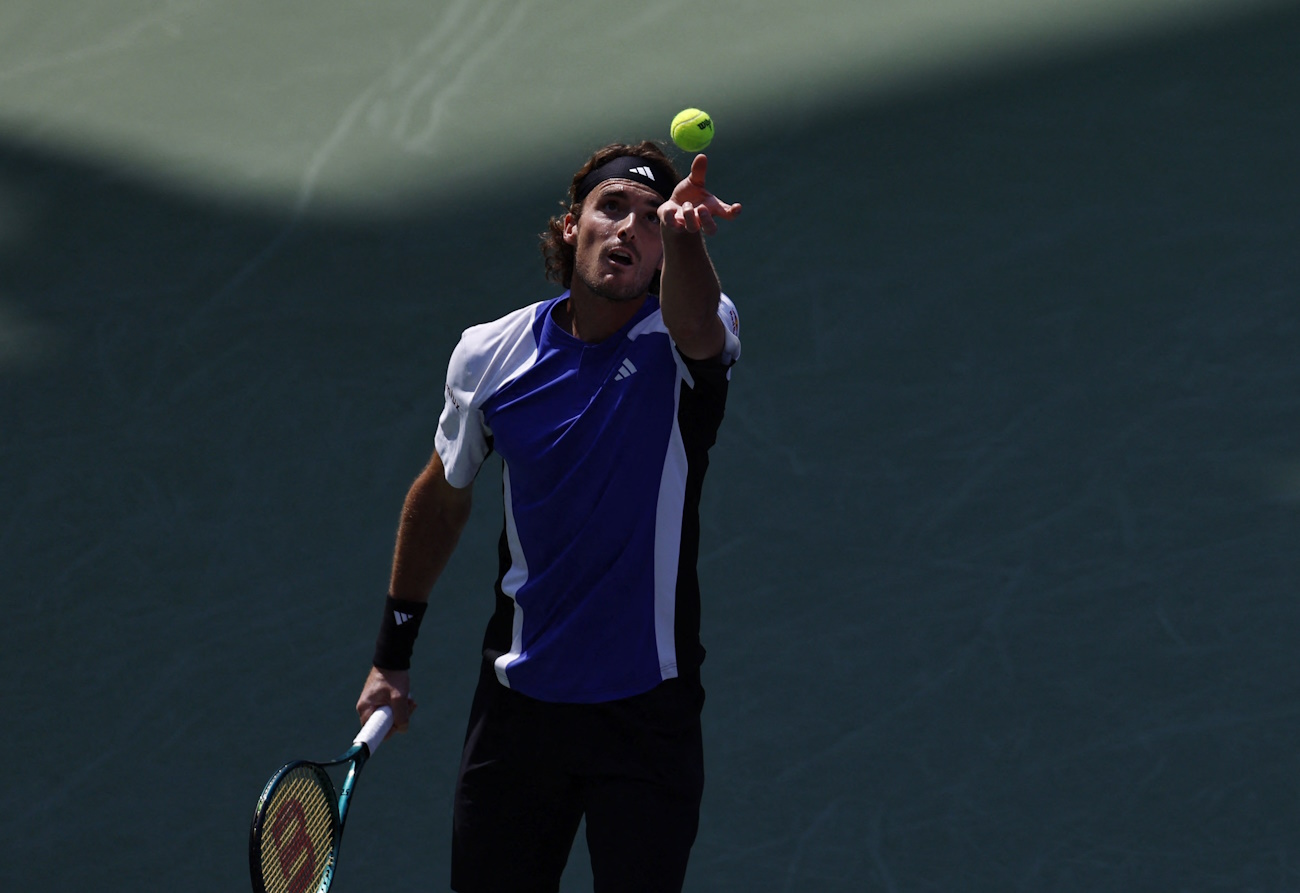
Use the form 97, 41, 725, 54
614, 358, 638, 381
630, 166, 655, 181
393, 610, 416, 625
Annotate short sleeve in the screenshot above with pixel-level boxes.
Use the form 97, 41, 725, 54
434, 336, 493, 489
718, 293, 741, 366
431, 302, 544, 488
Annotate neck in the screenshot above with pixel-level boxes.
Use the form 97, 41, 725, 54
558, 283, 647, 343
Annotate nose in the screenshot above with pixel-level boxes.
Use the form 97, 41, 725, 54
616, 210, 641, 242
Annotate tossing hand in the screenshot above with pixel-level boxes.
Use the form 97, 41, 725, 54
659, 154, 742, 236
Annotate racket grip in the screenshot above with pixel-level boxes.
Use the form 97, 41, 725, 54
354, 705, 395, 756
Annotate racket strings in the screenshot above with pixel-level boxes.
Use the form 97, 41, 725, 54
257, 767, 338, 893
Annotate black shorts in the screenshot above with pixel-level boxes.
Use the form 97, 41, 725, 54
451, 662, 706, 893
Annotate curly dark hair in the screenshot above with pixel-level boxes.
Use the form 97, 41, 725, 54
540, 141, 680, 291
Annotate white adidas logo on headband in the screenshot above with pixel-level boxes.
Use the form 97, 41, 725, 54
576, 156, 674, 202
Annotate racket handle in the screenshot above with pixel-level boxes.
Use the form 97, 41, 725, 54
354, 705, 395, 756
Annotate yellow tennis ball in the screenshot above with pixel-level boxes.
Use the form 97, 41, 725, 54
671, 108, 714, 152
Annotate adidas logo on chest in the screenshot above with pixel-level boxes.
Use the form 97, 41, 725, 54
613, 358, 638, 381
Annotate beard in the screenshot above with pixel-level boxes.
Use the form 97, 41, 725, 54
572, 259, 657, 303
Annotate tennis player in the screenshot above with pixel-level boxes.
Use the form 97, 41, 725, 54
356, 140, 742, 893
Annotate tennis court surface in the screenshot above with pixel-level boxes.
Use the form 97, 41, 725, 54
2, 1, 1298, 889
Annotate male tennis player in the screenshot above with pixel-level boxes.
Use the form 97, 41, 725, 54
356, 140, 742, 893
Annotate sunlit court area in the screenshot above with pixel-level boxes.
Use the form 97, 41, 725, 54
2, 0, 1298, 890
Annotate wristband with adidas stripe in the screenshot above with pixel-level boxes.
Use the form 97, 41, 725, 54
372, 595, 428, 670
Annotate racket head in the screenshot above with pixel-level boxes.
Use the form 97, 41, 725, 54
249, 761, 342, 893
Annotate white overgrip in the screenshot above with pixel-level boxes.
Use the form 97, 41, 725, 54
353, 705, 394, 756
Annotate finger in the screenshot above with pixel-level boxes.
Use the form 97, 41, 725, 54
395, 695, 413, 728
386, 701, 405, 738
357, 696, 387, 724
682, 202, 703, 233
668, 202, 690, 232
710, 199, 742, 220
387, 694, 417, 738
696, 205, 717, 236
689, 153, 708, 188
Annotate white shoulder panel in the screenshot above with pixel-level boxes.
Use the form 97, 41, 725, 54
435, 302, 544, 488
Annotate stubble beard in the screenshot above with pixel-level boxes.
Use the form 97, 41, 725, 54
573, 262, 655, 304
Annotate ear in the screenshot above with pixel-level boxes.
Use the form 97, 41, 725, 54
561, 213, 578, 246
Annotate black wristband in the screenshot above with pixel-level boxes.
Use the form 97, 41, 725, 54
372, 596, 428, 670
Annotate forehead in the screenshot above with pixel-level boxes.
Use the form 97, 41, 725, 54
584, 178, 665, 209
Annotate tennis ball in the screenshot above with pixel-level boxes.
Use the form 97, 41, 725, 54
671, 108, 714, 152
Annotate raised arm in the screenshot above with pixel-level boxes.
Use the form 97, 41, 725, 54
356, 449, 472, 733
657, 154, 742, 360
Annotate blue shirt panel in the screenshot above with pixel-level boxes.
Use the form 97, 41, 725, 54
480, 295, 679, 700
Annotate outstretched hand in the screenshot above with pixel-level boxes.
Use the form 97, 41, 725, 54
659, 154, 741, 236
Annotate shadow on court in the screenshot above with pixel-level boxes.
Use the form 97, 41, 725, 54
2, 5, 1298, 891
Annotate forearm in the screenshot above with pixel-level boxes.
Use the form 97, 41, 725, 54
359, 453, 471, 718
658, 228, 725, 360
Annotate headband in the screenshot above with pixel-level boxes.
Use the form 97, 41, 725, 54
574, 155, 677, 203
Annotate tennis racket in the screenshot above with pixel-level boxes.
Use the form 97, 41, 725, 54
249, 706, 394, 893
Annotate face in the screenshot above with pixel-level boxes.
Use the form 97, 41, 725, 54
563, 180, 665, 303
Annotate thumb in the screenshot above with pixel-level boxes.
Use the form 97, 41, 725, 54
689, 153, 709, 187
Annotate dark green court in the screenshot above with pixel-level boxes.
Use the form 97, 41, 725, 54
2, 1, 1298, 889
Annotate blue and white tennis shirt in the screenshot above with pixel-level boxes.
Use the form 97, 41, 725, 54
435, 292, 741, 704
